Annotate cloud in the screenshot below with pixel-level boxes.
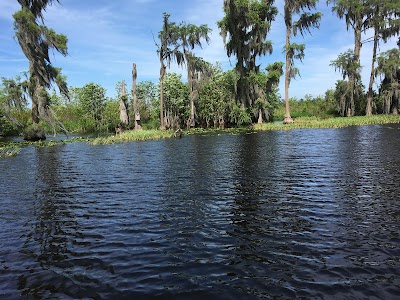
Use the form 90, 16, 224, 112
0, 0, 398, 99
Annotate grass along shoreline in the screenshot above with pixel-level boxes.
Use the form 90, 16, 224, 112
1, 115, 399, 154
92, 115, 400, 145
253, 115, 400, 131
89, 129, 175, 145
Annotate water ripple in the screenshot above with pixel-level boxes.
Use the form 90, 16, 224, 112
1, 125, 399, 299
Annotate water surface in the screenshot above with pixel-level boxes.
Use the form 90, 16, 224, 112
1, 124, 399, 299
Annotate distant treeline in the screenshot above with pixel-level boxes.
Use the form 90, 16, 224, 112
1, 0, 399, 137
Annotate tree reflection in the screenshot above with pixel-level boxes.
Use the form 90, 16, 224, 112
18, 145, 83, 298
228, 132, 317, 288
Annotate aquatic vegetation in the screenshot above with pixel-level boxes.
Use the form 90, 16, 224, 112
185, 127, 253, 136
2, 115, 399, 150
89, 129, 174, 145
253, 115, 400, 131
0, 146, 21, 157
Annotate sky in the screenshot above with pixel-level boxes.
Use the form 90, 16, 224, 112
0, 0, 398, 100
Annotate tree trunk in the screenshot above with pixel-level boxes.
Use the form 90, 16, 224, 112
29, 63, 40, 124
159, 64, 166, 130
36, 84, 49, 122
189, 70, 196, 128
258, 108, 263, 124
119, 80, 129, 126
366, 27, 379, 116
26, 81, 48, 141
350, 19, 363, 117
219, 115, 225, 129
31, 99, 40, 124
392, 89, 399, 114
348, 75, 355, 117
284, 24, 293, 124
132, 63, 141, 130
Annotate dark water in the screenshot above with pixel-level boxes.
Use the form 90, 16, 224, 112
1, 124, 399, 299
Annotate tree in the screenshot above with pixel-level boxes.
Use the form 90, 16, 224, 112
364, 0, 400, 115
132, 63, 142, 130
253, 62, 284, 123
136, 81, 159, 126
119, 80, 129, 126
197, 66, 236, 128
330, 49, 363, 116
155, 13, 184, 130
76, 83, 107, 131
375, 48, 400, 114
13, 0, 69, 136
0, 76, 29, 134
328, 0, 371, 117
163, 73, 189, 129
218, 0, 278, 111
283, 0, 321, 124
178, 23, 211, 127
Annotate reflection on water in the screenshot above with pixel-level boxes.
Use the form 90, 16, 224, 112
1, 124, 400, 299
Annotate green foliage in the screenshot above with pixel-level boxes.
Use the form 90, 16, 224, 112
229, 103, 252, 126
76, 83, 106, 127
248, 66, 282, 121
13, 1, 69, 125
330, 49, 361, 80
285, 43, 305, 81
90, 129, 173, 145
102, 100, 120, 132
156, 13, 187, 129
197, 69, 235, 127
330, 50, 364, 116
376, 48, 400, 81
218, 0, 278, 108
254, 114, 400, 130
283, 0, 321, 121
293, 11, 323, 36
163, 73, 189, 129
136, 81, 159, 122
0, 76, 30, 135
376, 48, 400, 114
328, 0, 377, 117
274, 94, 338, 119
48, 83, 114, 133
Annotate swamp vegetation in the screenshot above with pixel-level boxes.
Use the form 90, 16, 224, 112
0, 0, 399, 142
1, 1, 400, 298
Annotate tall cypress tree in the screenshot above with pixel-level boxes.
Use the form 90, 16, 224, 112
13, 0, 69, 129
283, 0, 321, 124
218, 0, 278, 110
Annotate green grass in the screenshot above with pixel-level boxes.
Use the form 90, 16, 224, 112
89, 129, 175, 145
253, 115, 400, 131
2, 115, 399, 151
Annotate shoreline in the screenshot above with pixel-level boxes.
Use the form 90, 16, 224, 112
1, 115, 399, 155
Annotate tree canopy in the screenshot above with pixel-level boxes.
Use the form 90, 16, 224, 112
13, 0, 69, 137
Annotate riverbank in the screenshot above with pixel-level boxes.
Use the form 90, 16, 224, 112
91, 115, 400, 145
1, 115, 399, 156
253, 115, 400, 130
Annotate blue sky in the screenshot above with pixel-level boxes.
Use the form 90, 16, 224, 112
0, 0, 398, 100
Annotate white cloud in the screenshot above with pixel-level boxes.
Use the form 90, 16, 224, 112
0, 0, 398, 99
